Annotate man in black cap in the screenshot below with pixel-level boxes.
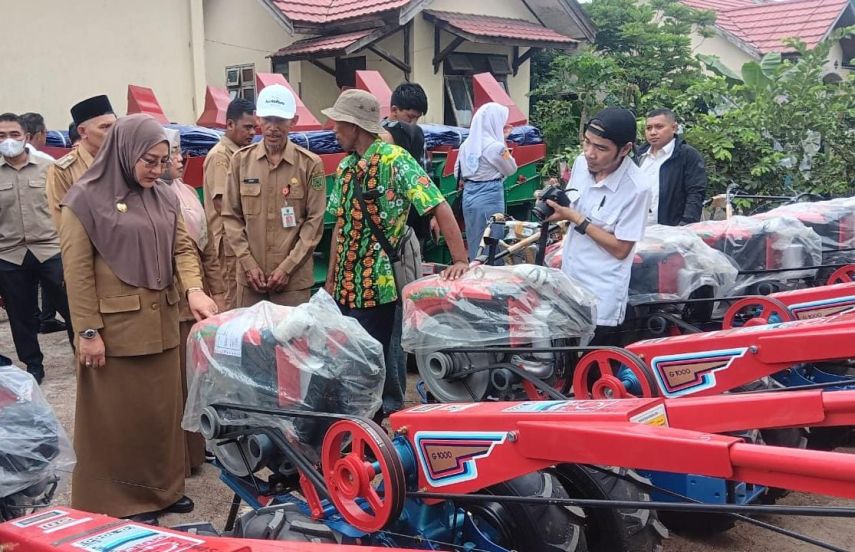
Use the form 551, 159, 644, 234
46, 95, 115, 229
545, 107, 651, 345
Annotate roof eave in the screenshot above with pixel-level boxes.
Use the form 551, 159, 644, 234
256, 0, 295, 35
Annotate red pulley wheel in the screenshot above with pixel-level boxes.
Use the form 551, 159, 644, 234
572, 348, 659, 400
827, 265, 855, 285
722, 296, 794, 329
321, 419, 406, 533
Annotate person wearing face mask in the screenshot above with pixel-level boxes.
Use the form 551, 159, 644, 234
0, 113, 73, 384
455, 103, 517, 260
163, 128, 226, 474
222, 84, 327, 308
59, 114, 219, 522
46, 95, 116, 229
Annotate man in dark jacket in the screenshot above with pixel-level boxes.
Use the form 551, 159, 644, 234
637, 108, 707, 226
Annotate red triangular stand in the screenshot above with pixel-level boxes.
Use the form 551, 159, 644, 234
472, 72, 527, 127
127, 84, 169, 124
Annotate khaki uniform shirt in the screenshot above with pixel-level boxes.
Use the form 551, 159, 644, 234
46, 145, 94, 229
222, 140, 326, 291
0, 154, 60, 265
60, 208, 204, 357
203, 136, 239, 257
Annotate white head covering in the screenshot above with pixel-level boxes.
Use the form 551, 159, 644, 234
459, 103, 509, 175
164, 128, 181, 151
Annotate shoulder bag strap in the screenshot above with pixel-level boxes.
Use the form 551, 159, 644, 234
352, 171, 401, 264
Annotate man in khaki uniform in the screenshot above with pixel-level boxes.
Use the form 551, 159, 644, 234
46, 95, 116, 228
203, 98, 256, 310
0, 113, 72, 383
222, 85, 326, 307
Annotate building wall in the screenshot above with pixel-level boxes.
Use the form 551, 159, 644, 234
0, 0, 198, 128
202, 0, 291, 89
408, 0, 541, 125
691, 31, 754, 75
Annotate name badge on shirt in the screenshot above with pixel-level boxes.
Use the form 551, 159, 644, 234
281, 206, 297, 228
242, 178, 260, 184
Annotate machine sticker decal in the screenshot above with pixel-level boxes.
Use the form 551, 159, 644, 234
789, 296, 855, 320
39, 515, 94, 534
213, 316, 254, 357
408, 403, 479, 413
630, 404, 669, 427
11, 509, 67, 527
414, 431, 507, 487
71, 524, 204, 552
502, 400, 619, 413
651, 348, 748, 397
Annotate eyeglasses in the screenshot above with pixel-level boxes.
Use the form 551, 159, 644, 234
139, 155, 171, 169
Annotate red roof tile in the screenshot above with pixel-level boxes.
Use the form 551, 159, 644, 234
423, 10, 578, 44
272, 29, 373, 57
270, 0, 412, 24
683, 0, 851, 53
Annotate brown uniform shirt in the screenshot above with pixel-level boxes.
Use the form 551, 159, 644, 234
59, 208, 204, 356
222, 139, 326, 291
0, 154, 60, 265
203, 136, 239, 257
46, 145, 94, 229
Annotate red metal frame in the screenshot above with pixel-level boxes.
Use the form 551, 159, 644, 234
390, 389, 855, 502
725, 279, 855, 323
625, 311, 855, 398
440, 143, 546, 177
0, 510, 398, 552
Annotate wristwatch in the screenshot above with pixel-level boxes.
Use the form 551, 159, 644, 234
79, 329, 98, 340
575, 217, 592, 235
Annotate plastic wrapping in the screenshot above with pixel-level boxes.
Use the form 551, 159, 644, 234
629, 225, 739, 305
401, 264, 597, 353
182, 291, 385, 451
756, 197, 855, 264
686, 216, 823, 294
0, 365, 75, 502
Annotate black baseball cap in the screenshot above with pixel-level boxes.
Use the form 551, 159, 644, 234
585, 107, 637, 148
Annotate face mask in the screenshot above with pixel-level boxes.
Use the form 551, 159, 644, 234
0, 138, 26, 158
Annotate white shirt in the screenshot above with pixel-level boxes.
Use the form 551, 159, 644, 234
561, 155, 652, 326
25, 143, 55, 162
638, 138, 675, 224
454, 142, 518, 182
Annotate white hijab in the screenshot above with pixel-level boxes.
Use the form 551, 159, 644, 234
459, 103, 509, 176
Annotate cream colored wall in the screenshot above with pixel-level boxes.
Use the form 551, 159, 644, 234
409, 0, 542, 125
202, 0, 292, 89
691, 31, 754, 74
298, 60, 341, 118
1, 0, 199, 128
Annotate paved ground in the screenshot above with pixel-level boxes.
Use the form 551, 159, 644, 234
3, 319, 855, 551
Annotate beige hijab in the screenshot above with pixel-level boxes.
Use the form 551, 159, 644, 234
63, 115, 178, 290
163, 128, 208, 251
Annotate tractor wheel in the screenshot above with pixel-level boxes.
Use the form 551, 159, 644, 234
464, 471, 588, 552
554, 465, 666, 552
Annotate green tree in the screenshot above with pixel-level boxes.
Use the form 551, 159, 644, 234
679, 28, 855, 197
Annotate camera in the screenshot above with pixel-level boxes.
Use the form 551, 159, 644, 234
532, 186, 571, 220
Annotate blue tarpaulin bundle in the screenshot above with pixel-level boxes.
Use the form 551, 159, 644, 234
45, 130, 71, 148
421, 124, 469, 149
165, 124, 224, 157
50, 122, 543, 157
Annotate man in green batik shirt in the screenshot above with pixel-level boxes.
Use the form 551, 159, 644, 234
322, 89, 469, 418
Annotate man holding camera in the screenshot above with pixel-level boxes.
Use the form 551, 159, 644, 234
544, 108, 651, 345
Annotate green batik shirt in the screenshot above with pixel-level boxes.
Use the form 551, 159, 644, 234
327, 139, 444, 309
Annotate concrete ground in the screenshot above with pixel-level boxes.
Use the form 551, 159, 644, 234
3, 319, 855, 552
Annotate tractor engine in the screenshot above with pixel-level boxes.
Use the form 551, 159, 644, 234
0, 365, 75, 522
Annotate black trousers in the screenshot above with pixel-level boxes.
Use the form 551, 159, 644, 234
589, 325, 622, 347
0, 252, 73, 379
39, 283, 59, 323
338, 301, 398, 414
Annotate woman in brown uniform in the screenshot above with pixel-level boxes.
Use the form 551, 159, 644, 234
163, 128, 226, 474
59, 115, 218, 521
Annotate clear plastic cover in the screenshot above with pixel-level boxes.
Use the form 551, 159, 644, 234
756, 198, 855, 263
182, 290, 385, 451
629, 225, 739, 305
401, 264, 597, 353
0, 365, 75, 499
686, 216, 823, 294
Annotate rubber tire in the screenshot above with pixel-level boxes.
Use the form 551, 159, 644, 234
470, 471, 588, 552
554, 465, 665, 552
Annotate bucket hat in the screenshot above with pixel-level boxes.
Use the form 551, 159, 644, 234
321, 89, 384, 135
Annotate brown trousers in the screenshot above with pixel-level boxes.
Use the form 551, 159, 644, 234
236, 285, 311, 308
179, 320, 207, 475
